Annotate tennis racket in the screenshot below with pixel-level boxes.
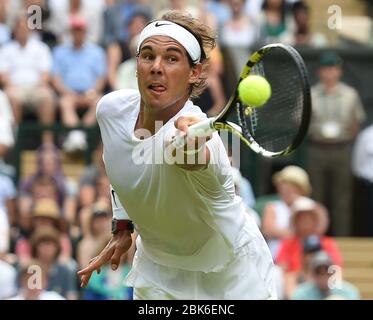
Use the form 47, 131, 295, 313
173, 43, 311, 158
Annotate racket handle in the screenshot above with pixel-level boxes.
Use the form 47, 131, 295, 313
172, 118, 215, 149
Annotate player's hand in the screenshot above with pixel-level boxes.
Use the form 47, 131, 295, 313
77, 231, 132, 287
172, 116, 211, 170
174, 116, 212, 152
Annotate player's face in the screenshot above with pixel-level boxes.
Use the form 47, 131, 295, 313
137, 36, 201, 115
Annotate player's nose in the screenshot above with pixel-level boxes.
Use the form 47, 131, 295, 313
150, 56, 163, 74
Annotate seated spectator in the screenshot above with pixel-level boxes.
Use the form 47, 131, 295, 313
18, 145, 77, 227
0, 259, 17, 299
0, 172, 17, 242
78, 141, 107, 208
262, 166, 328, 260
107, 10, 150, 91
292, 251, 360, 300
116, 35, 139, 90
47, 0, 104, 44
77, 200, 112, 268
0, 90, 15, 163
52, 16, 107, 152
280, 1, 327, 48
0, 15, 55, 145
15, 198, 73, 267
0, 1, 10, 46
78, 175, 111, 237
219, 0, 258, 77
276, 197, 342, 299
29, 226, 78, 299
8, 259, 65, 300
256, 0, 294, 45
101, 0, 153, 48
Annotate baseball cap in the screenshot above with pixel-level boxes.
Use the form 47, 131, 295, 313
319, 51, 343, 67
273, 166, 312, 196
303, 234, 322, 253
310, 251, 333, 271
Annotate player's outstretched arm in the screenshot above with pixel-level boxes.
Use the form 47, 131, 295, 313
171, 115, 211, 171
77, 230, 132, 287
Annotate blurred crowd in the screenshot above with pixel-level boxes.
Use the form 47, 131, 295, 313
0, 0, 372, 300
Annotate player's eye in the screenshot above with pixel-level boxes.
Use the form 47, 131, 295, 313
141, 52, 153, 60
167, 56, 178, 63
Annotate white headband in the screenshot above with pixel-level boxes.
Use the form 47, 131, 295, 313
137, 20, 201, 64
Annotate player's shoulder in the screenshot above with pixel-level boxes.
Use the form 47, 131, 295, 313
96, 89, 140, 119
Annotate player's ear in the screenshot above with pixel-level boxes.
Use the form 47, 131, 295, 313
188, 63, 202, 84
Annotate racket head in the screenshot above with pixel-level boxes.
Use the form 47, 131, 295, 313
215, 43, 311, 158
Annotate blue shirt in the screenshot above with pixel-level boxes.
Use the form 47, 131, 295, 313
292, 281, 360, 300
52, 43, 106, 93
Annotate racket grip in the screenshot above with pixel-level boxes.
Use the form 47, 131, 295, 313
172, 118, 215, 149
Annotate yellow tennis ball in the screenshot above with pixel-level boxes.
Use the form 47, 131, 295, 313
238, 75, 271, 107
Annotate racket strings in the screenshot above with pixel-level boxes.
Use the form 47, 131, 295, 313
243, 47, 305, 153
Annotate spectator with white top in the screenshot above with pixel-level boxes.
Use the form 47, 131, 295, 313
0, 90, 14, 162
8, 260, 65, 300
0, 14, 55, 146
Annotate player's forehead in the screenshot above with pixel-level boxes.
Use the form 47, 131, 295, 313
139, 35, 188, 55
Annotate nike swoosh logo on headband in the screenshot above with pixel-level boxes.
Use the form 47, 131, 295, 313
155, 22, 171, 27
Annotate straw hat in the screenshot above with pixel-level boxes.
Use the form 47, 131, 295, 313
272, 165, 312, 196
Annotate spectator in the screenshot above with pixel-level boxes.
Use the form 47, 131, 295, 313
351, 123, 373, 236
15, 198, 73, 267
115, 35, 139, 90
108, 10, 150, 90
52, 15, 107, 153
0, 0, 11, 46
0, 15, 55, 146
0, 90, 14, 163
8, 259, 65, 300
308, 51, 366, 236
18, 145, 77, 226
101, 0, 153, 48
47, 0, 105, 44
220, 0, 258, 77
78, 175, 111, 237
0, 171, 17, 232
78, 142, 107, 208
292, 251, 360, 300
0, 259, 17, 299
276, 196, 342, 299
257, 0, 293, 45
281, 1, 327, 48
262, 165, 328, 259
29, 226, 78, 299
77, 200, 112, 268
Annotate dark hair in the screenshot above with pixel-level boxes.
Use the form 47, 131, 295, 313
292, 1, 309, 14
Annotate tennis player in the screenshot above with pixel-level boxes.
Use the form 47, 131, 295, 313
78, 11, 276, 300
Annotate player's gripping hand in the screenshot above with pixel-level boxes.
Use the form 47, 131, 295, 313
172, 115, 211, 170
77, 230, 132, 287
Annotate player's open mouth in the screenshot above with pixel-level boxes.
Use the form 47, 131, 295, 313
148, 84, 166, 93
